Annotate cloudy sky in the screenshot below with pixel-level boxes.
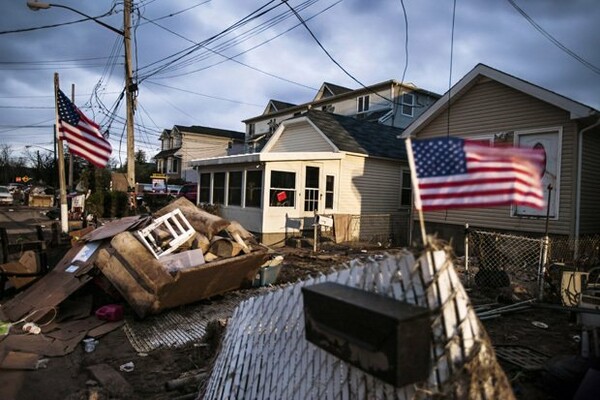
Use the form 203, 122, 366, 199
1, 0, 599, 165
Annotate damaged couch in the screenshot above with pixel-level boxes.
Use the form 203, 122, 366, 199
93, 197, 271, 318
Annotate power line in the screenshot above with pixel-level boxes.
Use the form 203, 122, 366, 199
138, 13, 317, 91
507, 0, 600, 75
144, 81, 263, 107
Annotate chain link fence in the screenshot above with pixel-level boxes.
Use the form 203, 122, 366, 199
463, 228, 600, 300
464, 228, 544, 298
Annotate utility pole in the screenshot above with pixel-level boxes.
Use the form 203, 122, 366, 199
124, 0, 136, 194
54, 73, 68, 234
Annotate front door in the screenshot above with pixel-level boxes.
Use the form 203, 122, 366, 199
304, 166, 320, 214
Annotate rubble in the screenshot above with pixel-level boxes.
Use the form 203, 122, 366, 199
0, 197, 276, 371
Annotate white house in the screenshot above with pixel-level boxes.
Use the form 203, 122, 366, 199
190, 110, 411, 246
154, 125, 245, 183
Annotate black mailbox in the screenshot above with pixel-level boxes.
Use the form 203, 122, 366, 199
302, 282, 431, 387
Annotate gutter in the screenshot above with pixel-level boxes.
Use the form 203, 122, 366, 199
574, 112, 600, 258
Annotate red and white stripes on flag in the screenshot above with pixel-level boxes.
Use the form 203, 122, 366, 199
57, 89, 112, 168
406, 137, 546, 211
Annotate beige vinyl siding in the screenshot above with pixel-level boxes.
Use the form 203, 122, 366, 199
270, 124, 333, 153
338, 155, 401, 214
579, 128, 600, 234
416, 78, 577, 236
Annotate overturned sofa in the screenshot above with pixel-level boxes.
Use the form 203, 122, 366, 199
94, 197, 271, 318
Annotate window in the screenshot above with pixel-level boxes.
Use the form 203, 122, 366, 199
357, 95, 370, 113
213, 172, 225, 204
325, 175, 334, 209
199, 173, 210, 203
171, 158, 178, 173
248, 123, 255, 136
400, 169, 412, 207
228, 171, 242, 206
246, 170, 262, 208
270, 171, 295, 207
401, 93, 414, 116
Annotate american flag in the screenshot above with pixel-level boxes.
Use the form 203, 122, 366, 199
57, 89, 112, 168
407, 137, 545, 211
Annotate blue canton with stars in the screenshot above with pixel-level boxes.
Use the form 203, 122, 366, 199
57, 89, 81, 126
412, 137, 467, 178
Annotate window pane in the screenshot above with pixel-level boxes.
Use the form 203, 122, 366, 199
246, 170, 262, 208
199, 173, 210, 203
325, 175, 334, 209
213, 172, 225, 204
270, 171, 295, 207
402, 93, 414, 116
401, 170, 412, 206
228, 171, 242, 206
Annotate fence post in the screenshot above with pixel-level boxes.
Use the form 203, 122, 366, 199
539, 235, 549, 301
313, 209, 318, 253
464, 223, 470, 286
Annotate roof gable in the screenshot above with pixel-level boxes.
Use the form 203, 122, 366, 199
313, 82, 353, 101
263, 99, 296, 115
402, 63, 598, 137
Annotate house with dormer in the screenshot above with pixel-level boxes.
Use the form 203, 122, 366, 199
154, 125, 245, 183
190, 110, 411, 246
243, 80, 440, 152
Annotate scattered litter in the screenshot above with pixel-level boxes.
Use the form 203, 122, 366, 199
22, 322, 42, 335
119, 361, 135, 372
531, 321, 549, 329
494, 345, 550, 371
137, 352, 148, 357
83, 338, 98, 353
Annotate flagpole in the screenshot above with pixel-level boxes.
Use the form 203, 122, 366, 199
53, 72, 69, 234
405, 137, 428, 246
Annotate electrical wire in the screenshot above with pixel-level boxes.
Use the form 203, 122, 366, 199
138, 14, 317, 91
507, 0, 600, 76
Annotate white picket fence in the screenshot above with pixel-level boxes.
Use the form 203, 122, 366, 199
202, 248, 513, 399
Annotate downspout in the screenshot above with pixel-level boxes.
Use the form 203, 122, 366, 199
574, 113, 600, 259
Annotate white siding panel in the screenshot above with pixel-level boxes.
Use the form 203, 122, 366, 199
270, 124, 333, 153
416, 78, 577, 236
338, 155, 402, 214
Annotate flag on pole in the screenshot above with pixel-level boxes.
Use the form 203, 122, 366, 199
57, 89, 112, 168
406, 137, 545, 211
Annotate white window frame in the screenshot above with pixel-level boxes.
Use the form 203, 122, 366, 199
357, 95, 370, 113
401, 93, 415, 117
511, 127, 562, 220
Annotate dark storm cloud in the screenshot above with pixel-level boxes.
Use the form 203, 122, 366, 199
1, 0, 598, 161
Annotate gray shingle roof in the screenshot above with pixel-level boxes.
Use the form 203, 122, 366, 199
173, 125, 244, 140
302, 110, 407, 160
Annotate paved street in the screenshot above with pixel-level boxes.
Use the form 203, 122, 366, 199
0, 205, 56, 237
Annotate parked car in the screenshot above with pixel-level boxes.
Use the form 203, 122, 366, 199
0, 186, 14, 205
177, 183, 197, 203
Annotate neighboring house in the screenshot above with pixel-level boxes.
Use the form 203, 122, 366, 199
243, 80, 440, 152
154, 125, 245, 183
401, 63, 600, 246
190, 110, 410, 246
